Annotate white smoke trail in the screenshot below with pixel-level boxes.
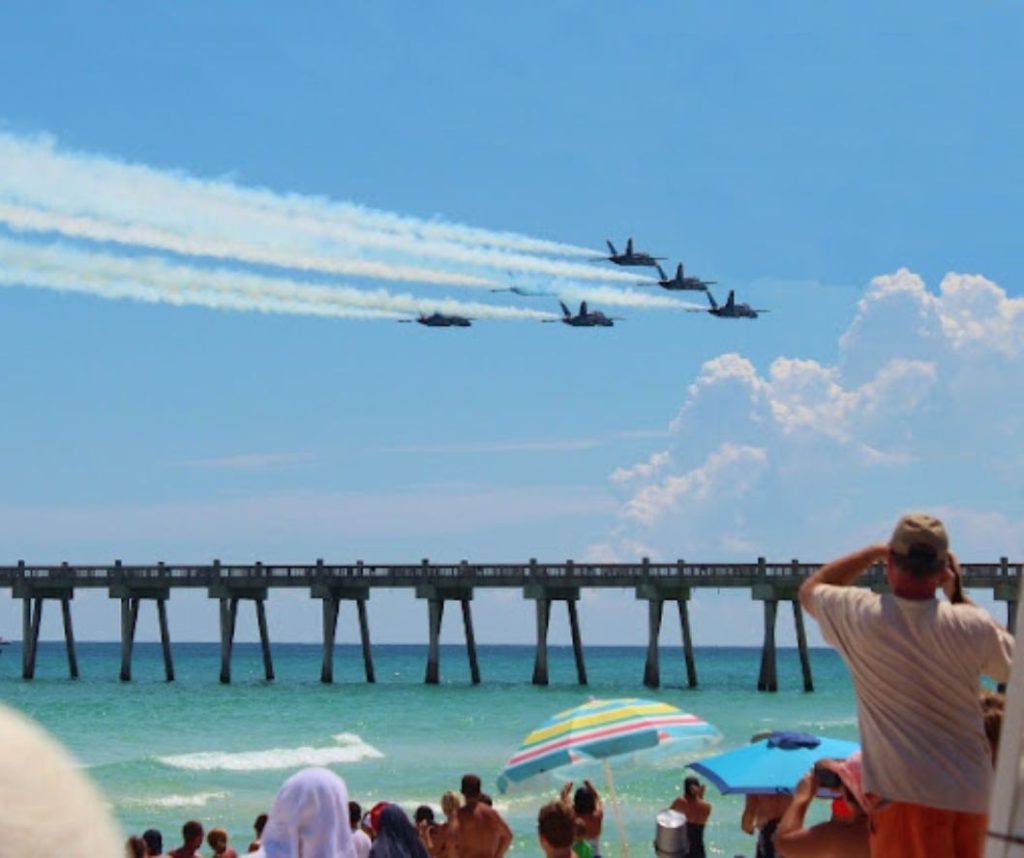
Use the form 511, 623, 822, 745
494, 276, 703, 310
0, 133, 604, 274
0, 203, 497, 288
0, 236, 557, 321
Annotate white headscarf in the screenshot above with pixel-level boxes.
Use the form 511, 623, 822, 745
254, 767, 356, 858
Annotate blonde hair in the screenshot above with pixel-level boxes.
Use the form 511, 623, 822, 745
441, 791, 462, 816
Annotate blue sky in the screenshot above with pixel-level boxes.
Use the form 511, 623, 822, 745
0, 2, 1021, 648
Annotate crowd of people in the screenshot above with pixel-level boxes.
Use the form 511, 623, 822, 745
121, 772, 606, 858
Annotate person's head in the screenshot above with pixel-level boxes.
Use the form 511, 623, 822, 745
182, 821, 204, 849
440, 791, 461, 818
349, 801, 363, 830
886, 513, 949, 596
141, 829, 163, 856
0, 702, 124, 856
538, 800, 576, 857
206, 828, 228, 854
683, 776, 702, 799
259, 767, 353, 858
573, 784, 596, 815
414, 805, 435, 826
372, 804, 430, 858
254, 813, 268, 836
461, 773, 482, 800
126, 836, 147, 858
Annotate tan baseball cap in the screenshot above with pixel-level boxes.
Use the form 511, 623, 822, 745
890, 513, 948, 564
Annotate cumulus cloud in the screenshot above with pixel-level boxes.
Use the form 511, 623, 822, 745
603, 269, 1024, 560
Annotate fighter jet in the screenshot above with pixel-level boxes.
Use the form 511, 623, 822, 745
649, 263, 716, 292
597, 238, 665, 268
398, 312, 472, 327
543, 301, 620, 327
689, 290, 768, 319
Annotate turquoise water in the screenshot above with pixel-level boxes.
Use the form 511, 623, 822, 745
0, 643, 856, 857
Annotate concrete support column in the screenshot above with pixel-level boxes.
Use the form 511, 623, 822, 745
157, 599, 175, 682
255, 600, 274, 681
677, 599, 698, 688
1007, 600, 1018, 635
461, 598, 481, 685
21, 597, 32, 679
321, 596, 339, 684
357, 599, 375, 683
425, 598, 445, 685
644, 598, 663, 689
119, 597, 139, 682
219, 597, 238, 685
757, 599, 779, 692
61, 597, 79, 680
792, 600, 814, 692
567, 599, 587, 685
532, 598, 551, 686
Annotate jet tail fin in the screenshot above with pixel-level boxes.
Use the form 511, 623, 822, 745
725, 290, 735, 310
676, 263, 684, 280
655, 264, 667, 280
580, 301, 588, 316
625, 238, 634, 255
606, 240, 617, 256
706, 291, 718, 310
559, 301, 572, 317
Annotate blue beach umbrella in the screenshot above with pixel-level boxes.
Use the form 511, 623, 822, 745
688, 731, 860, 795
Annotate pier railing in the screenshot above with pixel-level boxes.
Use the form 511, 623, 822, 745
2, 558, 1018, 690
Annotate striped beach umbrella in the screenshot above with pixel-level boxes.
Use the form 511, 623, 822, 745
497, 698, 719, 793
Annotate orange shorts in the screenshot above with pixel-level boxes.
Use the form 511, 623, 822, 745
869, 801, 986, 858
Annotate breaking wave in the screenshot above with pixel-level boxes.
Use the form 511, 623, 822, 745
123, 791, 230, 809
157, 733, 383, 772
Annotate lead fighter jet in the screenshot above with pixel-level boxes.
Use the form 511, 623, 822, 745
398, 312, 472, 327
689, 290, 768, 319
543, 301, 620, 327
650, 263, 715, 292
596, 238, 665, 268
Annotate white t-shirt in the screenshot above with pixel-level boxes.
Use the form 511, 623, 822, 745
809, 586, 1013, 813
352, 828, 372, 858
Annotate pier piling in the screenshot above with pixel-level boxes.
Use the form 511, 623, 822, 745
757, 599, 779, 692
461, 598, 481, 685
416, 571, 479, 685
644, 598, 663, 688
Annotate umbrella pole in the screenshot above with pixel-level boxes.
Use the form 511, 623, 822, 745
602, 758, 630, 858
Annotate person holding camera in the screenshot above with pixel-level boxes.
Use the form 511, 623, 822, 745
799, 513, 1013, 858
773, 754, 869, 858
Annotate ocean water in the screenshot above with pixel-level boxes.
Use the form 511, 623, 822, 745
0, 643, 857, 857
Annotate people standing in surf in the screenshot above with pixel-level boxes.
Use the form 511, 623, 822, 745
168, 821, 204, 858
801, 513, 1014, 858
559, 780, 604, 858
207, 827, 238, 858
671, 776, 711, 858
455, 774, 513, 858
741, 794, 792, 858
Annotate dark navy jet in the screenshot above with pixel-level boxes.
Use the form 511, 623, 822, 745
650, 263, 715, 292
597, 238, 665, 268
689, 290, 768, 319
544, 301, 620, 327
399, 312, 472, 327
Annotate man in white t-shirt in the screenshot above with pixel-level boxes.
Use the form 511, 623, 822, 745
800, 512, 1013, 858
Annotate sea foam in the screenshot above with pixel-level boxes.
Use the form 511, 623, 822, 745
123, 791, 230, 809
157, 733, 384, 772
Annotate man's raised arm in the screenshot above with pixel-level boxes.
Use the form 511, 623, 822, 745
799, 544, 888, 616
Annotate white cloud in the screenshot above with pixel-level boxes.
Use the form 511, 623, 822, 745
185, 452, 313, 471
604, 270, 1024, 560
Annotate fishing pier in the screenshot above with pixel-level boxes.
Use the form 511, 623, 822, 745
1, 558, 1019, 691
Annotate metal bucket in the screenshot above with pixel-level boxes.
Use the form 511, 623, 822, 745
654, 808, 688, 857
